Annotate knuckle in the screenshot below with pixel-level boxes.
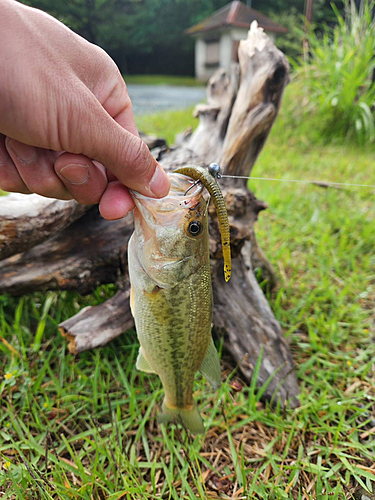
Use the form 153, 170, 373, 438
92, 44, 111, 66
31, 176, 66, 199
90, 44, 121, 87
0, 179, 22, 193
72, 191, 101, 205
68, 181, 106, 206
0, 167, 25, 193
124, 137, 152, 176
120, 88, 132, 110
54, 83, 89, 153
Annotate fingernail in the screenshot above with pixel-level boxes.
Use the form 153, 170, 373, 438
8, 139, 37, 163
59, 164, 89, 185
150, 166, 170, 197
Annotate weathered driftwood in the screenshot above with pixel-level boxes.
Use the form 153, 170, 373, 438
212, 253, 299, 406
0, 23, 299, 404
0, 194, 89, 261
221, 22, 289, 174
0, 208, 132, 295
183, 21, 289, 176
60, 286, 133, 353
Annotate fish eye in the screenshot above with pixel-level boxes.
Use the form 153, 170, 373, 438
188, 220, 203, 237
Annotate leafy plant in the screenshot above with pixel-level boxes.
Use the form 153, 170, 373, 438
271, 8, 305, 62
296, 0, 375, 145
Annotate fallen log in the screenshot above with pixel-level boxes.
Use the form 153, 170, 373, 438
59, 286, 133, 353
0, 194, 89, 261
0, 208, 131, 295
0, 22, 299, 405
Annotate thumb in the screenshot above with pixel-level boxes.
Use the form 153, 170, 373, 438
70, 91, 170, 198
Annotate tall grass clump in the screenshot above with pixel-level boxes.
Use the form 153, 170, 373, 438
296, 0, 375, 144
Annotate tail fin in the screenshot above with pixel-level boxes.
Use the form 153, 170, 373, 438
158, 400, 204, 434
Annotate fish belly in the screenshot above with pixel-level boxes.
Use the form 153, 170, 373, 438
128, 238, 213, 409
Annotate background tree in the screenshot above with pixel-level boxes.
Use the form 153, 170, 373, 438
19, 0, 344, 77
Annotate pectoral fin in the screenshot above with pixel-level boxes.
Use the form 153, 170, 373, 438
200, 338, 221, 389
136, 348, 156, 374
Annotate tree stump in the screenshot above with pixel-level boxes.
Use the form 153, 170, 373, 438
0, 22, 299, 405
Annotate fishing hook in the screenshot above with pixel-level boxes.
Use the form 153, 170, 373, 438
187, 201, 201, 212
184, 179, 201, 196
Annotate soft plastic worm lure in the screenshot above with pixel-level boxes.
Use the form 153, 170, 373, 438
173, 165, 231, 282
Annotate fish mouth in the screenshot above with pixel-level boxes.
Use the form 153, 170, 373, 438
130, 172, 204, 229
131, 172, 203, 209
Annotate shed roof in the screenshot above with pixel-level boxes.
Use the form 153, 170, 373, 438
186, 1, 288, 35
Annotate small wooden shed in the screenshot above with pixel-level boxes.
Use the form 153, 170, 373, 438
186, 0, 288, 81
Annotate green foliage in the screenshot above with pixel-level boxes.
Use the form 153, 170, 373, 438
270, 8, 304, 61
20, 0, 136, 44
19, 0, 229, 74
253, 0, 344, 23
295, 0, 375, 145
19, 0, 346, 76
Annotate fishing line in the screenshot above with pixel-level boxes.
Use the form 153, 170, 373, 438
219, 174, 375, 189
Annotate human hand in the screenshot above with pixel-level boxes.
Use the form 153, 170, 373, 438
0, 0, 170, 219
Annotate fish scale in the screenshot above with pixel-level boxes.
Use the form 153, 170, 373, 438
133, 259, 212, 409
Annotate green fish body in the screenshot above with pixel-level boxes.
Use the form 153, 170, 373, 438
128, 173, 221, 434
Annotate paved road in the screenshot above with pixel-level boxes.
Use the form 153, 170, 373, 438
127, 84, 206, 115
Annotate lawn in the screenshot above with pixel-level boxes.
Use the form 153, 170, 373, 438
1, 82, 375, 499
124, 75, 204, 87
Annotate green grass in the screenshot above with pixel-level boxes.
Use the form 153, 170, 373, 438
1, 83, 375, 499
136, 105, 198, 146
124, 74, 203, 87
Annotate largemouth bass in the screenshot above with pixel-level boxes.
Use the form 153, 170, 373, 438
128, 167, 230, 434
